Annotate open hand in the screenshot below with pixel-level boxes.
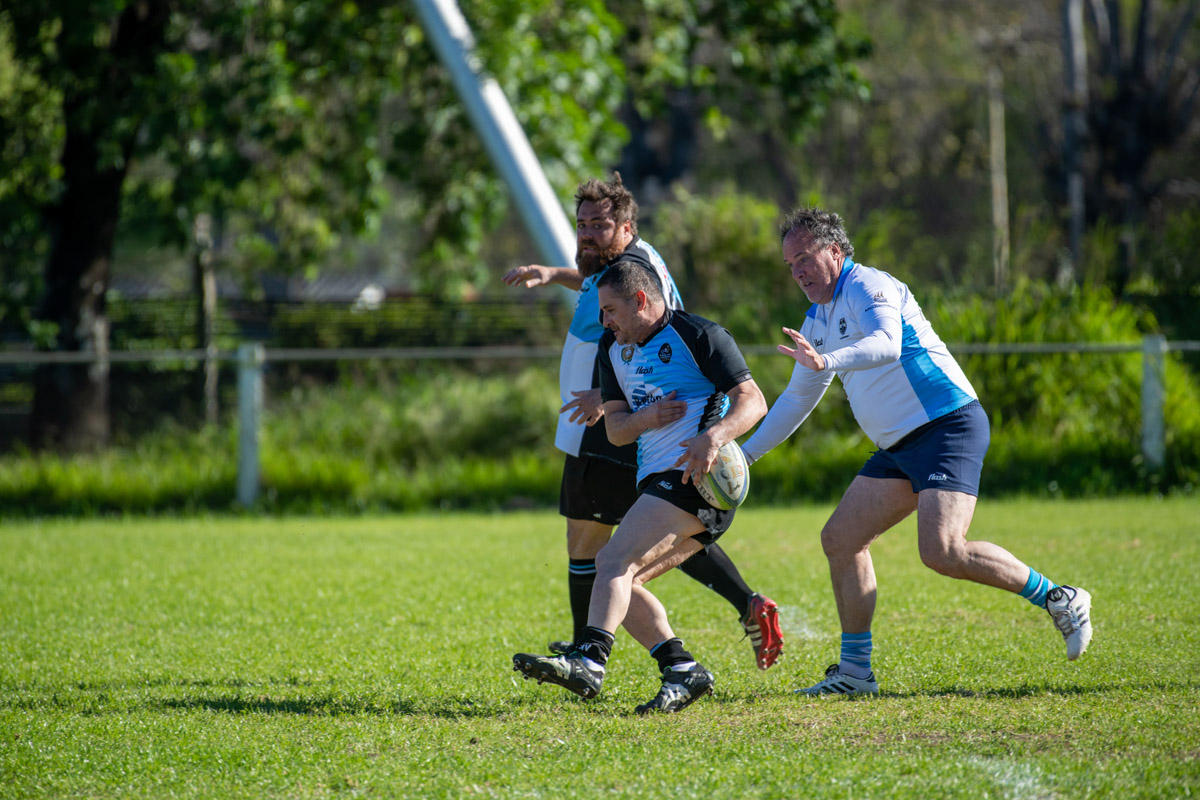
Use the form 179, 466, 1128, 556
777, 326, 826, 371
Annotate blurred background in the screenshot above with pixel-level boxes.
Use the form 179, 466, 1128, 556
1, 0, 1197, 514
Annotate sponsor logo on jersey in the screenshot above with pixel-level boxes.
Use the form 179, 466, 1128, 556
873, 291, 886, 301
631, 385, 664, 411
927, 473, 949, 482
658, 343, 672, 363
636, 366, 654, 374
621, 345, 635, 363
839, 317, 847, 336
814, 338, 824, 348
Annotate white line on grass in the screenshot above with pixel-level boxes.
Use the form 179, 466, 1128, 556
967, 756, 1057, 800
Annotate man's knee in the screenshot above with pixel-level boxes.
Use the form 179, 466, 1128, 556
919, 538, 967, 578
594, 546, 634, 584
820, 523, 861, 560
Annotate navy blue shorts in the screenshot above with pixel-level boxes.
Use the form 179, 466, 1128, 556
858, 401, 990, 495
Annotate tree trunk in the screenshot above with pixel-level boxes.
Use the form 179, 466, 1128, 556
28, 1, 172, 452
29, 130, 127, 451
1061, 0, 1089, 285
193, 212, 219, 425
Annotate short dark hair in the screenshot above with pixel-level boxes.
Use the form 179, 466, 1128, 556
575, 172, 638, 236
780, 206, 854, 259
595, 259, 663, 304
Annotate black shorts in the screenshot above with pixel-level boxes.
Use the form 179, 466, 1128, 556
637, 470, 735, 546
559, 453, 638, 526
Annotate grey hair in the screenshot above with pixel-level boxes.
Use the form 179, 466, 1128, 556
779, 206, 854, 259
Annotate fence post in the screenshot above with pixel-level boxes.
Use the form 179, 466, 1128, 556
1141, 334, 1166, 471
237, 343, 264, 507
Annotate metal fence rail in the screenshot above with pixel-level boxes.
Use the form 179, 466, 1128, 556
4, 339, 1198, 366
2, 336, 1197, 505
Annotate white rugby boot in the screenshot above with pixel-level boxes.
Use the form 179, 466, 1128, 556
796, 664, 879, 697
1046, 585, 1092, 660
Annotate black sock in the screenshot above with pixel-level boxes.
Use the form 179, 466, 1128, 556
568, 559, 597, 643
678, 544, 753, 620
650, 638, 694, 672
575, 626, 614, 666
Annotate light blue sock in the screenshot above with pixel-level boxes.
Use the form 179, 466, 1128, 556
839, 631, 873, 678
1018, 567, 1058, 608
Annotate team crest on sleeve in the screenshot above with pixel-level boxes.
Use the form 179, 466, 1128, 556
621, 345, 635, 363
658, 343, 672, 363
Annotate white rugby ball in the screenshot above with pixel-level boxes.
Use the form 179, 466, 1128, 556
696, 440, 750, 510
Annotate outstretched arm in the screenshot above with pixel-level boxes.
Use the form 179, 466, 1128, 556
501, 264, 583, 291
741, 359, 833, 464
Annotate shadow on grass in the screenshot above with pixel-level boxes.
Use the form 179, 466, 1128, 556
7, 678, 1195, 717
1, 679, 550, 719
154, 693, 535, 719
695, 678, 1200, 705
879, 680, 1200, 700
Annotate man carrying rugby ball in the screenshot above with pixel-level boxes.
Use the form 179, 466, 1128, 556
513, 259, 767, 713
503, 174, 783, 672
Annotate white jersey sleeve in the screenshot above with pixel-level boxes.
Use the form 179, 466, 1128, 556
744, 259, 978, 459
741, 359, 833, 464
821, 277, 901, 372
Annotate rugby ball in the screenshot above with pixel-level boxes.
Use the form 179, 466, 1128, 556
696, 440, 750, 510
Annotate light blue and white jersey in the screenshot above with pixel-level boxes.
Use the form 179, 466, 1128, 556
555, 238, 683, 456
742, 258, 977, 460
598, 310, 752, 485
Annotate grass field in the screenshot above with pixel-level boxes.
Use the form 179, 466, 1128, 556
1, 498, 1197, 799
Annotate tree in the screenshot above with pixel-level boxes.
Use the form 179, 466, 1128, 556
4, 1, 418, 449
1049, 0, 1200, 294
390, 0, 629, 294
2, 0, 870, 450
609, 0, 871, 205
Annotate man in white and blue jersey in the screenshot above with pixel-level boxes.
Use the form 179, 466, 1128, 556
502, 174, 783, 672
514, 259, 767, 713
743, 207, 1093, 697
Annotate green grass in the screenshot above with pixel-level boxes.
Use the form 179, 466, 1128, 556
1, 498, 1197, 798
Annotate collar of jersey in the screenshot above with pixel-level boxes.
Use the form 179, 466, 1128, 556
635, 308, 674, 347
805, 257, 856, 319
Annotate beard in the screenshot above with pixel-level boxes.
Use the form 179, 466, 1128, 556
576, 238, 629, 278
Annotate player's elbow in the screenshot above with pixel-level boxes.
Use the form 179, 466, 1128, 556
604, 420, 639, 447
735, 382, 768, 428
606, 430, 638, 447
748, 386, 768, 425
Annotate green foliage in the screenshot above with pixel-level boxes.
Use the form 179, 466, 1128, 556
0, 12, 56, 323
2, 503, 1199, 797
263, 367, 559, 473
268, 298, 569, 349
646, 183, 789, 336
616, 0, 871, 139
927, 281, 1200, 492
393, 0, 627, 295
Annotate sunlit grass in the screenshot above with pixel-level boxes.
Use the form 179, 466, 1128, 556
1, 498, 1197, 798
